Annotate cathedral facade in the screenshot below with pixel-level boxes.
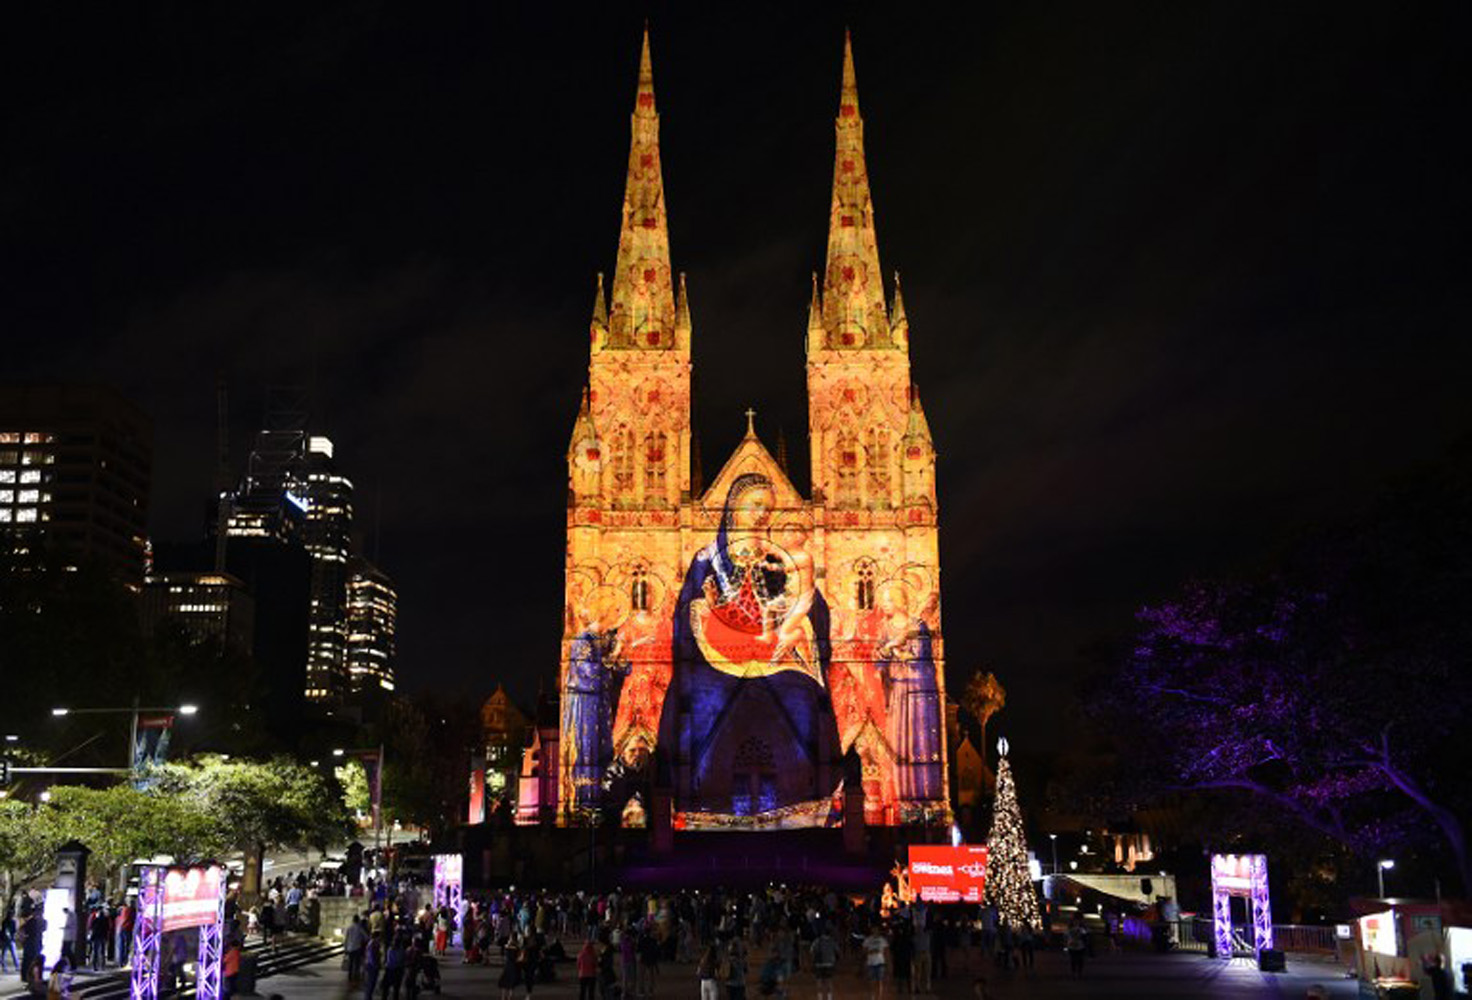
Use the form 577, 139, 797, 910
558, 30, 947, 831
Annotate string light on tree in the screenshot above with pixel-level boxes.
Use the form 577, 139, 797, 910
984, 736, 1042, 930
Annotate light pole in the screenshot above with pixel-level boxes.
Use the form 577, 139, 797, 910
1049, 833, 1059, 875
1377, 859, 1395, 899
51, 700, 198, 774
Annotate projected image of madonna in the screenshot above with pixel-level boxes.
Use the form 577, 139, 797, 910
657, 472, 842, 827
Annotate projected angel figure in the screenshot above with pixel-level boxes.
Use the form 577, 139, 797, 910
875, 581, 943, 803
563, 589, 632, 811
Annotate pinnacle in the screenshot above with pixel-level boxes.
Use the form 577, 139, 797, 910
635, 24, 656, 118
840, 29, 859, 118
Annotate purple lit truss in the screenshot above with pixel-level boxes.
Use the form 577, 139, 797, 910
194, 864, 228, 1000
130, 866, 164, 1000
433, 853, 464, 945
130, 864, 228, 1000
1209, 853, 1273, 958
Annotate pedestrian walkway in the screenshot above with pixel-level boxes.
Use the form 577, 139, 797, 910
266, 943, 1360, 999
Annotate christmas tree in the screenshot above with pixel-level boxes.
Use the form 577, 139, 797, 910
984, 738, 1042, 930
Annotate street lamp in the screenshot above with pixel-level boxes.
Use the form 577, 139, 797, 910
1049, 833, 1059, 875
1378, 859, 1395, 899
49, 699, 200, 773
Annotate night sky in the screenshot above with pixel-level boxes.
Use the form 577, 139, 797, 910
4, 4, 1468, 742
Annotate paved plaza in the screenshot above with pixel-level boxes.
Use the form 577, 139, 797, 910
265, 944, 1359, 1000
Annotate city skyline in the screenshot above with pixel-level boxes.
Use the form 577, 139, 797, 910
2, 6, 1467, 742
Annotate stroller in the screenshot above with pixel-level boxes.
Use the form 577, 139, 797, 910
417, 953, 442, 994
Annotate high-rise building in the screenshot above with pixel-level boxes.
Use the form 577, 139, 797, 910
218, 390, 358, 705
297, 437, 354, 702
554, 31, 947, 829
346, 555, 396, 693
0, 385, 152, 586
139, 570, 255, 654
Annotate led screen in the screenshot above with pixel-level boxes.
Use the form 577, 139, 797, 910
908, 844, 988, 903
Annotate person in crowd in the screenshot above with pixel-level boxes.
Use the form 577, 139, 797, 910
0, 906, 17, 973
46, 953, 72, 1000
695, 944, 720, 1000
222, 938, 242, 999
811, 926, 839, 1000
1065, 916, 1087, 978
345, 914, 369, 985
381, 933, 406, 1000
863, 925, 889, 1000
114, 899, 134, 969
723, 938, 748, 1000
577, 937, 600, 1000
363, 933, 384, 1000
636, 921, 660, 998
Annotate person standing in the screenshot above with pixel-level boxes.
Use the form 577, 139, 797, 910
1017, 924, 1035, 971
912, 920, 931, 994
695, 945, 720, 1000
344, 916, 369, 985
222, 939, 241, 999
811, 928, 839, 1000
362, 934, 383, 1000
381, 935, 405, 1000
1065, 917, 1086, 979
862, 926, 889, 1000
114, 900, 134, 969
723, 939, 748, 1000
0, 907, 17, 972
577, 938, 600, 1000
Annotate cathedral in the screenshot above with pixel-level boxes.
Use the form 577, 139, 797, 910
556, 29, 947, 831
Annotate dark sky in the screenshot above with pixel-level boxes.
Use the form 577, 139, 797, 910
4, 4, 1469, 742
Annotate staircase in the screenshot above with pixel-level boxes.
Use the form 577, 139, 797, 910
2, 934, 344, 1000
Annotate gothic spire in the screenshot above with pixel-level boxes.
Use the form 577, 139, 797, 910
890, 270, 909, 348
820, 31, 888, 349
609, 26, 677, 351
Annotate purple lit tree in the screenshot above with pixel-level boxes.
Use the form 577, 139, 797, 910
1112, 447, 1472, 893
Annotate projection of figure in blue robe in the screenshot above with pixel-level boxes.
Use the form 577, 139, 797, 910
658, 471, 841, 815
881, 618, 943, 802
563, 628, 628, 811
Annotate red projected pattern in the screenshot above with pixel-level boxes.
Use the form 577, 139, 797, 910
908, 845, 988, 903
161, 867, 222, 932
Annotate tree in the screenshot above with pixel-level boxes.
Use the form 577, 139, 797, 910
336, 760, 371, 815
38, 785, 219, 889
984, 744, 1042, 930
1103, 444, 1472, 892
0, 799, 54, 885
153, 756, 354, 855
961, 671, 1006, 786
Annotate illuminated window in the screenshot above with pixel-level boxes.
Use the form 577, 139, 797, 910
0, 471, 13, 483
18, 491, 38, 505
642, 431, 667, 497
0, 510, 10, 523
0, 452, 16, 464
0, 433, 19, 444
835, 433, 860, 506
0, 491, 11, 504
23, 433, 51, 444
612, 426, 635, 493
855, 559, 877, 611
866, 426, 891, 499
16, 508, 37, 523
630, 566, 649, 612
19, 470, 40, 484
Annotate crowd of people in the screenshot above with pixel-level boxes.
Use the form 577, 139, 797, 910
333, 883, 1069, 1000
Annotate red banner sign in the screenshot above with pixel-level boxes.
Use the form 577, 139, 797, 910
161, 866, 222, 931
907, 845, 989, 903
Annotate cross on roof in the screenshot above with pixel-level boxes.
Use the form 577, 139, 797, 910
745, 407, 757, 437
